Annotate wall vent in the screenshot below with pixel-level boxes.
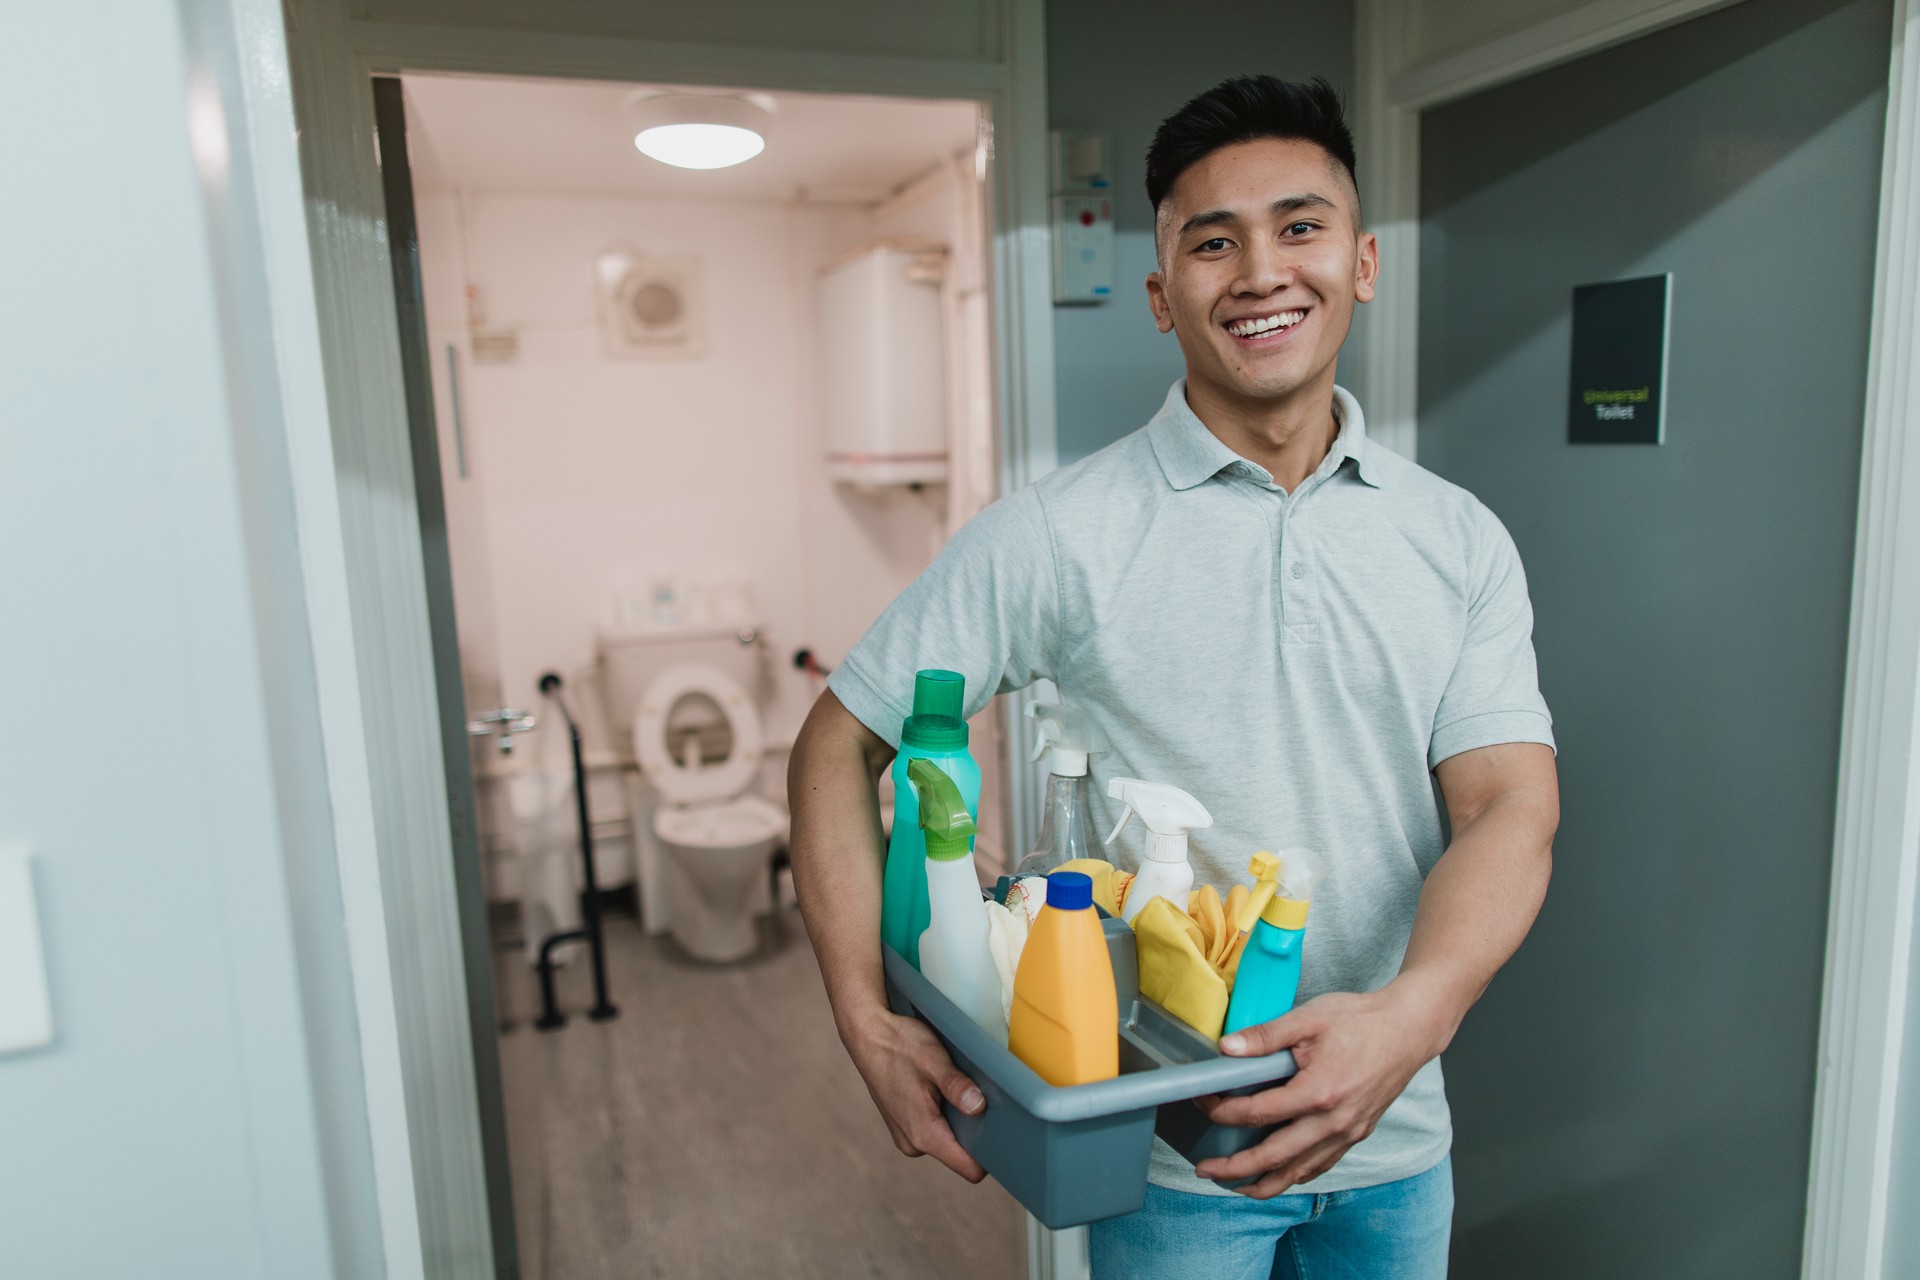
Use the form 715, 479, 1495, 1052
594, 248, 704, 360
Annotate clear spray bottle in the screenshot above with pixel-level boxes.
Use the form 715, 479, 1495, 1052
1013, 703, 1106, 878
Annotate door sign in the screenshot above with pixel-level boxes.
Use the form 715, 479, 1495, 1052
1569, 273, 1670, 445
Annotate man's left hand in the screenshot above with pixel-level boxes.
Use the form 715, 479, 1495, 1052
1191, 983, 1446, 1198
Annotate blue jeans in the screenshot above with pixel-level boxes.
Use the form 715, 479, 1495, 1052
1088, 1156, 1453, 1280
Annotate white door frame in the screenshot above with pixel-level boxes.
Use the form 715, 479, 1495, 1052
1356, 2, 1920, 1275
281, 2, 1057, 1274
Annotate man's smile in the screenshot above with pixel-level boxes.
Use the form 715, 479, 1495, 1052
1222, 307, 1309, 344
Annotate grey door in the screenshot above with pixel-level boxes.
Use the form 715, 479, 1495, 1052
1415, 0, 1890, 1273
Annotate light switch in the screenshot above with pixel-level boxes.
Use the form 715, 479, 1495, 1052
0, 847, 54, 1055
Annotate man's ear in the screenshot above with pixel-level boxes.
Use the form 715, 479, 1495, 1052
1353, 230, 1379, 304
1146, 271, 1176, 333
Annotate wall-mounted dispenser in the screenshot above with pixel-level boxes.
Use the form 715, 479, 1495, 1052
1050, 130, 1113, 305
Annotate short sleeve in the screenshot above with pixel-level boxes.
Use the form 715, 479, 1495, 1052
1428, 503, 1556, 768
827, 487, 1058, 747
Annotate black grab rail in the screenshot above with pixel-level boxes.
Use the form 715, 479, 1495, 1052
532, 671, 619, 1030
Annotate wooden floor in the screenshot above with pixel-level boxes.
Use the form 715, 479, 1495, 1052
493, 907, 1026, 1280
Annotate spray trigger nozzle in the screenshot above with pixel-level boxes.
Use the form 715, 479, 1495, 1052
1235, 847, 1328, 932
907, 758, 976, 860
1102, 778, 1212, 864
1027, 702, 1105, 778
1235, 851, 1281, 935
1102, 804, 1134, 847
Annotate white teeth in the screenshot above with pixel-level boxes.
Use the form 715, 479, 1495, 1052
1227, 311, 1305, 337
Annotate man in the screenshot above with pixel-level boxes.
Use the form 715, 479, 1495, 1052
787, 76, 1558, 1277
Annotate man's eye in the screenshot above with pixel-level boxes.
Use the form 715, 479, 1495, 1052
1198, 238, 1232, 252
1285, 221, 1317, 236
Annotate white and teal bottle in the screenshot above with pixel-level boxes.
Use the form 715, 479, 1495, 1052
909, 758, 1006, 1043
1013, 703, 1106, 878
1223, 848, 1327, 1036
881, 670, 981, 968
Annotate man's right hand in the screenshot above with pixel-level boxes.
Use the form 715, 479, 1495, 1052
840, 1007, 988, 1182
788, 692, 987, 1184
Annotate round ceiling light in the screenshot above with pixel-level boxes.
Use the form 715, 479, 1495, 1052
630, 94, 771, 170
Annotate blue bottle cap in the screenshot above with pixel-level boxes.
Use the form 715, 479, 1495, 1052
1045, 870, 1093, 911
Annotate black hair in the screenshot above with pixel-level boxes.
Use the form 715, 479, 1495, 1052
1145, 76, 1358, 216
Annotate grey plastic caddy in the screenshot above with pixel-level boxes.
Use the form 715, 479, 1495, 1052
882, 916, 1297, 1228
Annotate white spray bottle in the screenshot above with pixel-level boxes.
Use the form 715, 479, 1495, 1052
1105, 778, 1213, 925
1013, 702, 1107, 878
908, 759, 1008, 1043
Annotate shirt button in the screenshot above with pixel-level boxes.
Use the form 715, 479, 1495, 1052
1291, 562, 1306, 579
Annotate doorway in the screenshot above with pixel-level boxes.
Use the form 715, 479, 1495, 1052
374, 70, 1026, 1277
1413, 0, 1891, 1273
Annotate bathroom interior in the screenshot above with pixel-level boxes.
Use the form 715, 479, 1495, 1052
400, 72, 1026, 1276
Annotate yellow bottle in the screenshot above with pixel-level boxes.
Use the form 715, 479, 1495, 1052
1008, 871, 1119, 1086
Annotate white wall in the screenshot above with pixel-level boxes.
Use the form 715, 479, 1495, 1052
0, 0, 382, 1275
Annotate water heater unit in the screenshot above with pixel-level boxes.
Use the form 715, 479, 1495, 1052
816, 242, 948, 488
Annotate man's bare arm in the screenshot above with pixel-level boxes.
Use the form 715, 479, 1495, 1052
788, 690, 986, 1180
1193, 741, 1559, 1195
1392, 741, 1559, 1053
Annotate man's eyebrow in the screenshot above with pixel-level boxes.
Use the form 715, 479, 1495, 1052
1271, 193, 1337, 217
1176, 193, 1340, 239
1176, 207, 1239, 238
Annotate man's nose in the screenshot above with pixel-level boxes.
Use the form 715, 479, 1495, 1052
1233, 236, 1293, 296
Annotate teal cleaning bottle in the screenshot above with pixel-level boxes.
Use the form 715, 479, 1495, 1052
1223, 849, 1327, 1037
881, 670, 981, 968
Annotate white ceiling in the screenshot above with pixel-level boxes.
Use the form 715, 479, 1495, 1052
400, 73, 981, 205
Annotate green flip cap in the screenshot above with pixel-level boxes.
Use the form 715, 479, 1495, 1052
902, 669, 970, 751
907, 758, 976, 861
911, 669, 966, 719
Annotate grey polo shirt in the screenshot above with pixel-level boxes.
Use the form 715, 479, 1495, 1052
830, 379, 1554, 1196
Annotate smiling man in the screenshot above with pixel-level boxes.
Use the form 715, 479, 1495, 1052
787, 76, 1559, 1278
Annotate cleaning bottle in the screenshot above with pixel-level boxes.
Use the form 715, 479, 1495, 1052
1008, 871, 1118, 1086
907, 759, 1006, 1042
1222, 848, 1327, 1037
1012, 702, 1105, 878
1104, 778, 1212, 925
881, 669, 981, 968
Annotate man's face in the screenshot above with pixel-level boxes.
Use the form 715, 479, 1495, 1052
1146, 137, 1377, 405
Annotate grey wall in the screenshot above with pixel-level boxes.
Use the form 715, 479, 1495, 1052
0, 0, 379, 1276
1417, 0, 1888, 1273
1044, 0, 1354, 463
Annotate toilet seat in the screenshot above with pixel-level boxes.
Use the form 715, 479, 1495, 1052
634, 663, 764, 804
634, 664, 786, 850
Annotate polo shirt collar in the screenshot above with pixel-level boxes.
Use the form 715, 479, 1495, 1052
1146, 379, 1386, 491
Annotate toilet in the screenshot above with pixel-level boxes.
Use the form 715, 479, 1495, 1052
633, 663, 788, 962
